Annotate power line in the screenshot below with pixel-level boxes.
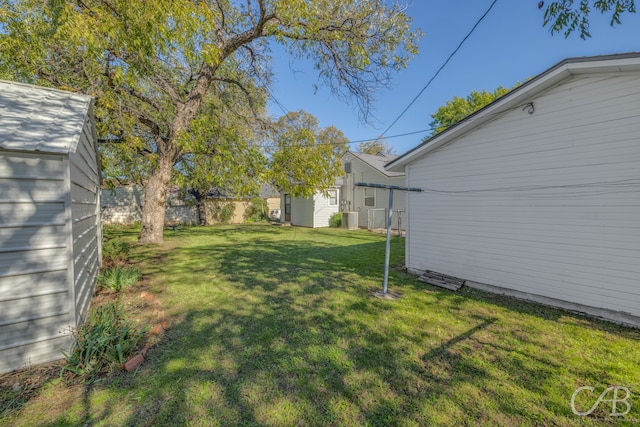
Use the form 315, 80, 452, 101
380, 0, 499, 138
258, 127, 433, 149
265, 84, 434, 147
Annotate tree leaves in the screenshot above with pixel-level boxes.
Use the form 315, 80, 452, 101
268, 110, 347, 198
429, 86, 514, 136
0, 0, 419, 242
542, 0, 636, 39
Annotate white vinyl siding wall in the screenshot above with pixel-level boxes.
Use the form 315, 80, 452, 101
313, 189, 340, 228
405, 73, 640, 321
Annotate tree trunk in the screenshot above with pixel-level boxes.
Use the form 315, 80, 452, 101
139, 155, 175, 244
196, 194, 207, 226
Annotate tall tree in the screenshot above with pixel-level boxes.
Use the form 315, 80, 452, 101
428, 86, 513, 135
268, 111, 348, 197
0, 0, 420, 243
542, 0, 636, 38
358, 138, 395, 155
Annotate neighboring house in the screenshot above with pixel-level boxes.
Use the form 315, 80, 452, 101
342, 151, 406, 230
0, 81, 101, 373
386, 53, 640, 327
280, 186, 341, 228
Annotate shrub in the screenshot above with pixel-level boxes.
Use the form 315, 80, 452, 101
208, 201, 236, 223
62, 302, 146, 381
102, 238, 131, 266
98, 265, 141, 292
329, 212, 342, 228
244, 198, 269, 223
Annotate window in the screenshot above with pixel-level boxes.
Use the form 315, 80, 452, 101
364, 188, 375, 207
328, 189, 338, 206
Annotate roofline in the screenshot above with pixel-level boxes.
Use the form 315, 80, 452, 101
0, 80, 92, 100
343, 150, 405, 178
386, 52, 640, 172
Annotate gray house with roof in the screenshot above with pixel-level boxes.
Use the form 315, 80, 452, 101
341, 151, 406, 230
0, 81, 101, 373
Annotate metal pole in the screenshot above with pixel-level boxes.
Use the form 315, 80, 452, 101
383, 189, 394, 295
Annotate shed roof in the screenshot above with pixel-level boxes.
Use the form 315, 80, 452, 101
345, 151, 404, 177
0, 80, 93, 154
386, 52, 640, 172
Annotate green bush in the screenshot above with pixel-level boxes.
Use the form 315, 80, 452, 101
244, 198, 269, 223
329, 212, 342, 228
98, 265, 141, 292
209, 201, 236, 223
102, 238, 131, 266
62, 302, 146, 381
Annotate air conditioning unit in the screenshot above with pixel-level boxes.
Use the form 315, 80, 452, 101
342, 211, 358, 230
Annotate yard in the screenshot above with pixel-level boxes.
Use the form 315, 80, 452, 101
2, 225, 639, 426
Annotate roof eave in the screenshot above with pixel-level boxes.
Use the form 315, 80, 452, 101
385, 53, 640, 172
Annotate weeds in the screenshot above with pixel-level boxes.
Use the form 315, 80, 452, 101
61, 303, 146, 382
102, 238, 131, 267
98, 265, 142, 292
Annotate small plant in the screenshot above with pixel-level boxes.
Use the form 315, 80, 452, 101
62, 302, 146, 382
329, 212, 342, 228
98, 265, 141, 292
244, 198, 269, 223
102, 238, 131, 266
208, 201, 237, 223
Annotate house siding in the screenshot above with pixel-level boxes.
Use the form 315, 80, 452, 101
343, 155, 406, 229
405, 73, 640, 322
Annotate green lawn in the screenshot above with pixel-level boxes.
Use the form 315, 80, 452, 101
3, 224, 639, 426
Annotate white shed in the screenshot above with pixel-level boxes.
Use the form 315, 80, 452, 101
281, 187, 340, 228
387, 53, 640, 327
0, 81, 101, 373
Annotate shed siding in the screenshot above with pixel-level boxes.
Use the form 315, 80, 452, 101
0, 151, 73, 372
69, 120, 101, 326
312, 189, 340, 228
290, 196, 314, 228
406, 74, 640, 320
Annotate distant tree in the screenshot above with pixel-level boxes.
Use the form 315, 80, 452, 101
358, 138, 395, 155
541, 0, 636, 39
0, 0, 420, 244
268, 111, 348, 197
429, 86, 514, 136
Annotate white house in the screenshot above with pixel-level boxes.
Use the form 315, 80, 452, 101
341, 151, 406, 230
280, 187, 341, 228
0, 81, 101, 372
386, 53, 640, 327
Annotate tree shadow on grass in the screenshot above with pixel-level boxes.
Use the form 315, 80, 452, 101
30, 225, 640, 425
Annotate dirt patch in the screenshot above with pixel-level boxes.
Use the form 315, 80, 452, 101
0, 360, 65, 417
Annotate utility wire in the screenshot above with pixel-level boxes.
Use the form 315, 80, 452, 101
380, 0, 499, 138
265, 83, 434, 147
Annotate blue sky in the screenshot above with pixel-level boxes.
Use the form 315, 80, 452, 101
267, 0, 640, 154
